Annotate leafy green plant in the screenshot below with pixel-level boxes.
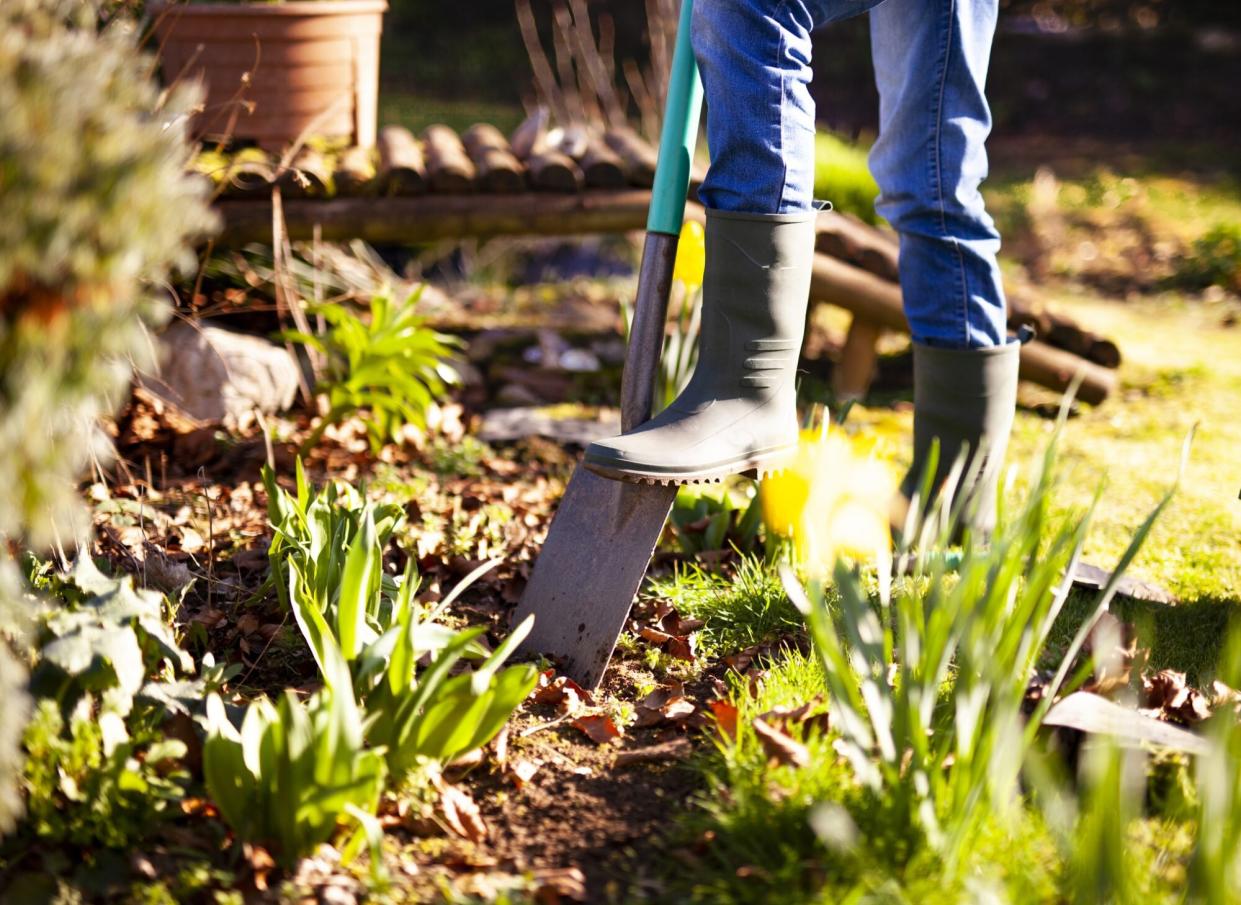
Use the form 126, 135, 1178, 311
21, 696, 189, 848
280, 291, 460, 454
262, 459, 404, 621
202, 644, 386, 868
782, 415, 1180, 875
666, 484, 763, 557
290, 538, 538, 779
25, 556, 193, 714
268, 462, 538, 780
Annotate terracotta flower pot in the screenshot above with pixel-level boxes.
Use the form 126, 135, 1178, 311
151, 0, 387, 149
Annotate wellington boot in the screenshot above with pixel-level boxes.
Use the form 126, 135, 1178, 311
584, 209, 816, 484
900, 341, 1021, 537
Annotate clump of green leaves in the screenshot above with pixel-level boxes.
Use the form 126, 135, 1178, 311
202, 650, 386, 869
784, 415, 1179, 876
25, 556, 193, 714
281, 292, 459, 454
288, 517, 538, 780
262, 459, 404, 620
666, 484, 763, 557
21, 697, 188, 849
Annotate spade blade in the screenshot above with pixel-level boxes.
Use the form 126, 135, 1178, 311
514, 467, 676, 689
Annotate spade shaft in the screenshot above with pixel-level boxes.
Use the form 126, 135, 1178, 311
513, 0, 703, 689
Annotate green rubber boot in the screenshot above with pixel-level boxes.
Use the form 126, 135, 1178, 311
584, 209, 816, 484
900, 341, 1021, 537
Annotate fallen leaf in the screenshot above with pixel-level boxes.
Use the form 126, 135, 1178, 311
533, 866, 588, 903
752, 717, 810, 767
437, 779, 488, 842
634, 681, 697, 728
639, 626, 673, 646
508, 759, 540, 787
533, 673, 595, 714
572, 714, 622, 745
708, 700, 739, 741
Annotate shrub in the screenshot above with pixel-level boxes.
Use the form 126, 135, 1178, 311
281, 292, 460, 454
1174, 222, 1241, 293
0, 0, 214, 833
814, 132, 881, 225
0, 0, 215, 547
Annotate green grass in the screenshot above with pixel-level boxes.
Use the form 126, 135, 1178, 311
847, 295, 1241, 614
645, 556, 805, 657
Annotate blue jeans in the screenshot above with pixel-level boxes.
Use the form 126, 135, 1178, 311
692, 0, 1007, 348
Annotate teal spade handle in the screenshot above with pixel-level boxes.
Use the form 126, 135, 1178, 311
646, 0, 704, 236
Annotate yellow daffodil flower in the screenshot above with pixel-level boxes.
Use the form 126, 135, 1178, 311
672, 220, 706, 288
762, 424, 897, 574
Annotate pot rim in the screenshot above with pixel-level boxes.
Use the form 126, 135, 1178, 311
149, 0, 387, 17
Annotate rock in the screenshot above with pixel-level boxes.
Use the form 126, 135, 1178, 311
478, 406, 619, 445
140, 323, 301, 430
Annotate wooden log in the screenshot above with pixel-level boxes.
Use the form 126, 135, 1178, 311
526, 148, 584, 192
834, 316, 883, 401
461, 123, 526, 193
376, 125, 426, 195
579, 136, 627, 189
215, 190, 654, 245
603, 128, 657, 187
277, 146, 333, 197
814, 211, 1122, 369
333, 146, 377, 196
806, 252, 1117, 404
421, 124, 476, 193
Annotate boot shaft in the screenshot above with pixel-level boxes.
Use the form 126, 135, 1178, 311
692, 210, 817, 403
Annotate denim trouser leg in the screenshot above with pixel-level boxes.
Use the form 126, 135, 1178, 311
868, 0, 1007, 347
691, 0, 1008, 348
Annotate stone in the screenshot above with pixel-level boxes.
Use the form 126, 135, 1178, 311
140, 322, 301, 430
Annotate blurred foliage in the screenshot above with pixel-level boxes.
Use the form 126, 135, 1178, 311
1175, 223, 1241, 294
21, 697, 188, 849
0, 0, 213, 838
0, 0, 215, 547
814, 132, 880, 224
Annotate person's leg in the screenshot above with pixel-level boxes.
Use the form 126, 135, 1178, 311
869, 0, 1008, 349
692, 0, 818, 214
584, 0, 842, 483
868, 0, 1018, 534
693, 0, 884, 214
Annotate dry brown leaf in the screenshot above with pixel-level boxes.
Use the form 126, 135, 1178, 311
533, 673, 595, 714
752, 717, 810, 768
572, 714, 622, 745
532, 866, 588, 903
708, 700, 739, 741
437, 780, 488, 842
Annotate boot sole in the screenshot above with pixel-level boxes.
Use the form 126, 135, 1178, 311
582, 444, 796, 486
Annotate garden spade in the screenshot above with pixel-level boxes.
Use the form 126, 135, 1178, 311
513, 0, 703, 689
